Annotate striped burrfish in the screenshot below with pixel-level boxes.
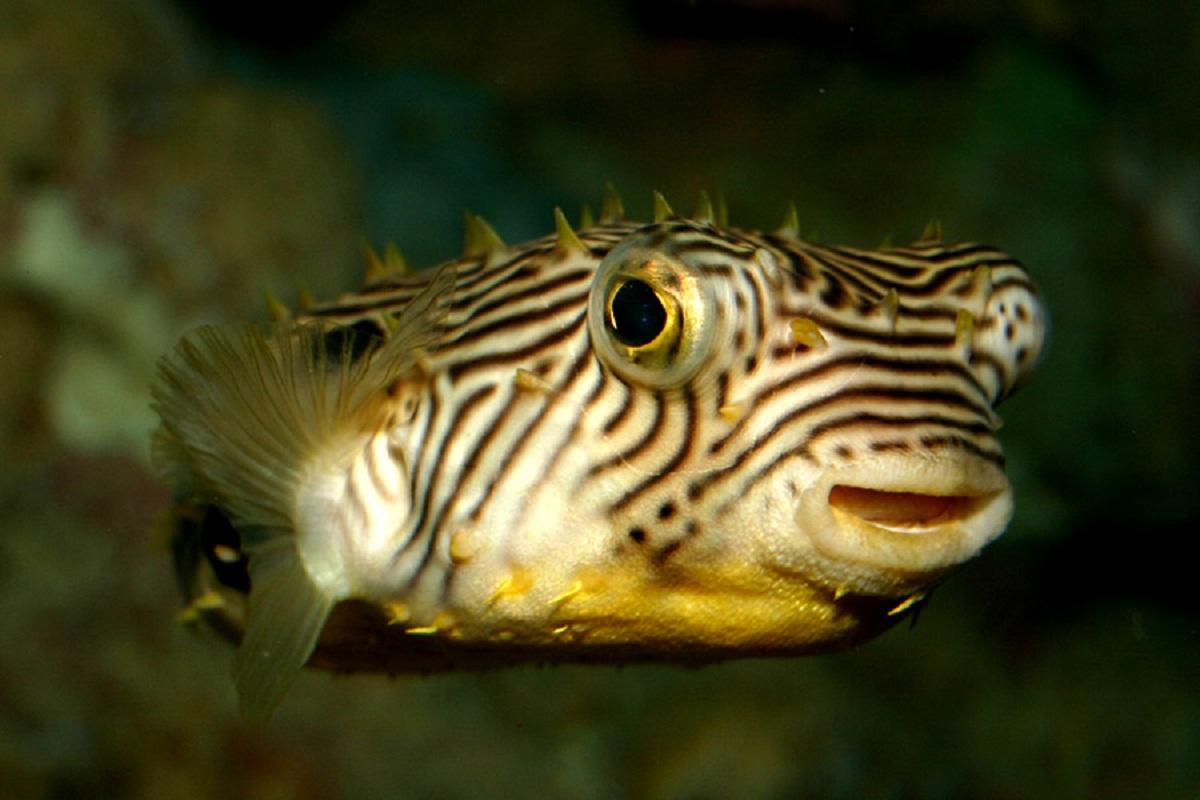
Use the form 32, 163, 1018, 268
153, 190, 1046, 716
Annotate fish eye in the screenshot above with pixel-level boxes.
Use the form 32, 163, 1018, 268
607, 279, 669, 347
588, 240, 722, 389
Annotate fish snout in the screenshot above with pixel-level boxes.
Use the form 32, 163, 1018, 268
794, 454, 1013, 596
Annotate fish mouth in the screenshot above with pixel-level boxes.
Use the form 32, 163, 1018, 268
826, 485, 991, 534
794, 456, 1013, 596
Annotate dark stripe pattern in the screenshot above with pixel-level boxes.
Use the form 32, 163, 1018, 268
298, 218, 1044, 592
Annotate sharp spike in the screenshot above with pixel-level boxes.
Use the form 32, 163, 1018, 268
887, 592, 927, 616
973, 264, 993, 300
412, 352, 435, 378
790, 317, 828, 349
177, 590, 224, 623
383, 601, 411, 625
693, 190, 714, 223
463, 212, 506, 258
513, 367, 552, 393
600, 182, 624, 222
719, 402, 744, 423
361, 239, 386, 283
264, 291, 290, 322
579, 203, 595, 229
755, 247, 783, 288
448, 529, 480, 564
176, 606, 200, 624
296, 287, 315, 311
776, 201, 800, 237
406, 611, 455, 636
714, 192, 729, 227
549, 581, 583, 607
916, 218, 943, 244
652, 190, 675, 222
195, 589, 226, 609
955, 308, 976, 355
488, 570, 534, 605
553, 207, 586, 251
378, 312, 399, 335
383, 242, 407, 273
879, 288, 900, 330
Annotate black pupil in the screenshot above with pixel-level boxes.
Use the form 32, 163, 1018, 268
610, 280, 667, 347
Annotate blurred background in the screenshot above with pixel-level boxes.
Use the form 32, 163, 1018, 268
1, 1, 1197, 797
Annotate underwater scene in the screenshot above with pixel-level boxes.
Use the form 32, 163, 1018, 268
1, 1, 1197, 797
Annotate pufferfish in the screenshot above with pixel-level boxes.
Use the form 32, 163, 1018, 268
152, 189, 1046, 717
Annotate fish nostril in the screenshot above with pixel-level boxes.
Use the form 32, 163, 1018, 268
827, 485, 991, 534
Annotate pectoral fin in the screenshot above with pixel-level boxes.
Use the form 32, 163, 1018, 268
152, 264, 457, 716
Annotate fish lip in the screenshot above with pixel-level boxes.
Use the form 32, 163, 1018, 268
794, 455, 1013, 596
826, 485, 998, 535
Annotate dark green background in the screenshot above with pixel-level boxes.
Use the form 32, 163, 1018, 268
2, 1, 1197, 797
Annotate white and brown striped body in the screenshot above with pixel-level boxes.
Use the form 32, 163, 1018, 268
156, 202, 1045, 712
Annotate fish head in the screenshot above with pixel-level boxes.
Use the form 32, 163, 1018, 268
385, 219, 1050, 656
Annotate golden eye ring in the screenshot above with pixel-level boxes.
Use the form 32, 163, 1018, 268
587, 241, 720, 389
604, 277, 683, 370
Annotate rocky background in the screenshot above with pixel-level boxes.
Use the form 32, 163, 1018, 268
1, 1, 1197, 797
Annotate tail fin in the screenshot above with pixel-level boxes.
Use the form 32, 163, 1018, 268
233, 538, 336, 718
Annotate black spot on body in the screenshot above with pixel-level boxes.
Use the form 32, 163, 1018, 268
320, 319, 385, 364
199, 506, 250, 593
654, 539, 683, 564
820, 279, 848, 309
629, 527, 647, 544
658, 502, 676, 520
